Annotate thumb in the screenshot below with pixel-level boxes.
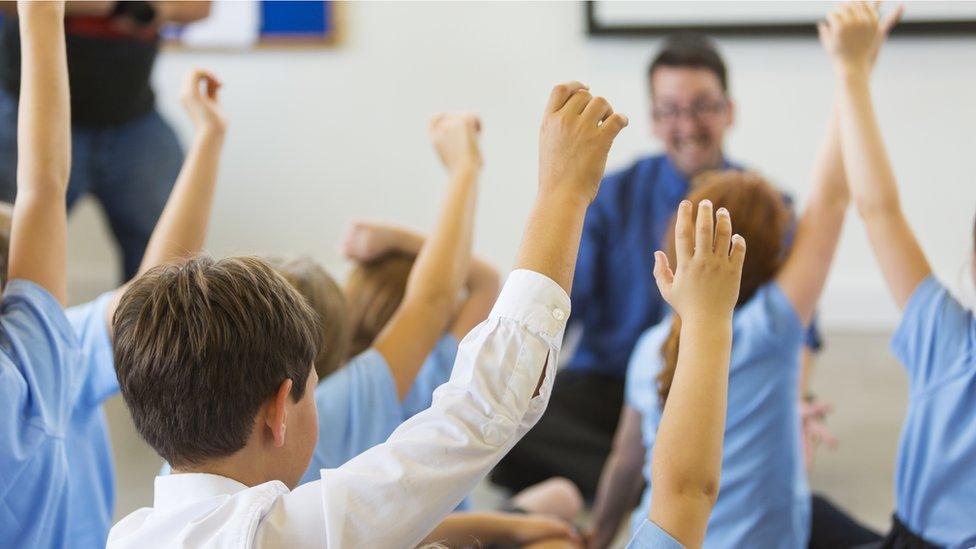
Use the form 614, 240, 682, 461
880, 4, 904, 36
653, 251, 674, 299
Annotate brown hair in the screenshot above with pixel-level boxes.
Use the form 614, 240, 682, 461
112, 255, 321, 468
657, 171, 790, 405
649, 34, 728, 92
265, 256, 351, 379
345, 253, 415, 359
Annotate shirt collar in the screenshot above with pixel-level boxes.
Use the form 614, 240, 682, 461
154, 473, 251, 509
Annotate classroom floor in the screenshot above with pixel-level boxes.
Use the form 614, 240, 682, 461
104, 330, 907, 544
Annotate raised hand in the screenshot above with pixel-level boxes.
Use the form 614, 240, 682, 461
653, 200, 746, 322
538, 82, 628, 206
818, 2, 886, 73
181, 69, 226, 135
429, 112, 482, 174
340, 221, 397, 263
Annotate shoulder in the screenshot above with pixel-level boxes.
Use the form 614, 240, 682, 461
2, 279, 77, 348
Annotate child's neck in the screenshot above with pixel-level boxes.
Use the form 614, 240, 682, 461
172, 447, 273, 488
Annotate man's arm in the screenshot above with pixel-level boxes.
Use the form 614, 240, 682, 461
104, 69, 226, 328
7, 1, 70, 304
826, 2, 930, 309
370, 115, 481, 398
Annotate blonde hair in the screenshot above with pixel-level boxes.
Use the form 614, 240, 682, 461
265, 256, 351, 379
344, 253, 415, 359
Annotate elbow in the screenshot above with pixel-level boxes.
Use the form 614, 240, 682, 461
652, 467, 721, 507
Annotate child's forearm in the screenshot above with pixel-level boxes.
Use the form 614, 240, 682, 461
650, 317, 731, 530
8, 2, 70, 303
514, 191, 589, 294
135, 129, 225, 277
403, 166, 478, 315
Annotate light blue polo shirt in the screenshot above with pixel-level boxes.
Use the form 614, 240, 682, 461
626, 283, 810, 549
0, 280, 81, 548
889, 276, 976, 547
301, 335, 459, 485
626, 519, 684, 549
65, 291, 119, 548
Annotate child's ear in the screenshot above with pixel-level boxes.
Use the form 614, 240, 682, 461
266, 379, 293, 448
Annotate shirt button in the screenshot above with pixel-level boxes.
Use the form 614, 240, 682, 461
552, 308, 566, 321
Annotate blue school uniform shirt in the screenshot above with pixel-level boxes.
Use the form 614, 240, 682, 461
0, 280, 80, 548
300, 335, 459, 485
569, 154, 819, 378
626, 519, 684, 549
626, 283, 810, 549
65, 291, 119, 548
889, 276, 976, 547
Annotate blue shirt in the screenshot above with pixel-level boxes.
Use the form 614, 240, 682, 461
889, 276, 976, 547
569, 154, 818, 378
626, 519, 684, 549
65, 291, 119, 548
0, 280, 80, 549
301, 335, 459, 484
626, 283, 810, 549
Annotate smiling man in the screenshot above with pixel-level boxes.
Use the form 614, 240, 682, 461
492, 34, 822, 501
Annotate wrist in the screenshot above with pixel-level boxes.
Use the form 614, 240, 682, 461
18, 3, 65, 20
449, 161, 480, 180
834, 62, 871, 83
195, 125, 226, 141
538, 185, 592, 213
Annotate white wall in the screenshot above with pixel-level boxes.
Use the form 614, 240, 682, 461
67, 1, 976, 328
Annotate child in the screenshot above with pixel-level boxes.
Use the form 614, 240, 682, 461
107, 81, 628, 547
588, 38, 867, 544
621, 200, 746, 548
0, 2, 77, 546
0, 61, 228, 546
825, 2, 976, 546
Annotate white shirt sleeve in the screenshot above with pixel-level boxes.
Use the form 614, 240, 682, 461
255, 269, 570, 548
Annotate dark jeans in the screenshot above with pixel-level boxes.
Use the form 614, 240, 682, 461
491, 369, 625, 500
0, 89, 183, 281
809, 493, 883, 548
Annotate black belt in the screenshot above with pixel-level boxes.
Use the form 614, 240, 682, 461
880, 514, 941, 549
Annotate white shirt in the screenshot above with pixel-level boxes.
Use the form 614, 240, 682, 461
108, 269, 569, 549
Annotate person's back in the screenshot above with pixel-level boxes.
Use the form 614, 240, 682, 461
628, 280, 808, 547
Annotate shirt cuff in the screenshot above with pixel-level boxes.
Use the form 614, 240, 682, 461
490, 269, 571, 347
627, 519, 685, 549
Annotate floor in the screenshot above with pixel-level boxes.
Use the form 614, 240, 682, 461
103, 330, 908, 543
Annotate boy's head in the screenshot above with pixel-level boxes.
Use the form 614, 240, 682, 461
265, 255, 351, 379
113, 255, 322, 488
0, 200, 13, 287
344, 253, 414, 359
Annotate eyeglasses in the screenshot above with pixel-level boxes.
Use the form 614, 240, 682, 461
653, 99, 728, 123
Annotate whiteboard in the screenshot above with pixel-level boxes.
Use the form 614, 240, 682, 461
588, 1, 976, 36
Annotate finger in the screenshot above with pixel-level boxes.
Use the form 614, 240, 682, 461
816, 21, 829, 46
182, 69, 206, 100
880, 4, 904, 35
729, 233, 747, 269
545, 81, 589, 113
827, 11, 842, 30
562, 89, 593, 115
600, 112, 629, 139
582, 95, 612, 124
694, 199, 714, 257
714, 207, 732, 256
674, 200, 694, 267
653, 251, 674, 300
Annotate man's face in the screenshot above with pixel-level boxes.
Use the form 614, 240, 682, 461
650, 66, 734, 177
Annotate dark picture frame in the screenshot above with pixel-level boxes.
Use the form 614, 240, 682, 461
585, 1, 976, 37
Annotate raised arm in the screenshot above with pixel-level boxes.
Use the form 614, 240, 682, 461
372, 114, 481, 398
824, 2, 929, 309
343, 222, 501, 342
104, 70, 227, 328
7, 1, 70, 304
515, 82, 628, 292
587, 405, 646, 548
643, 201, 745, 548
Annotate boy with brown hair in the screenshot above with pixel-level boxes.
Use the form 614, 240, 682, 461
108, 81, 629, 547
